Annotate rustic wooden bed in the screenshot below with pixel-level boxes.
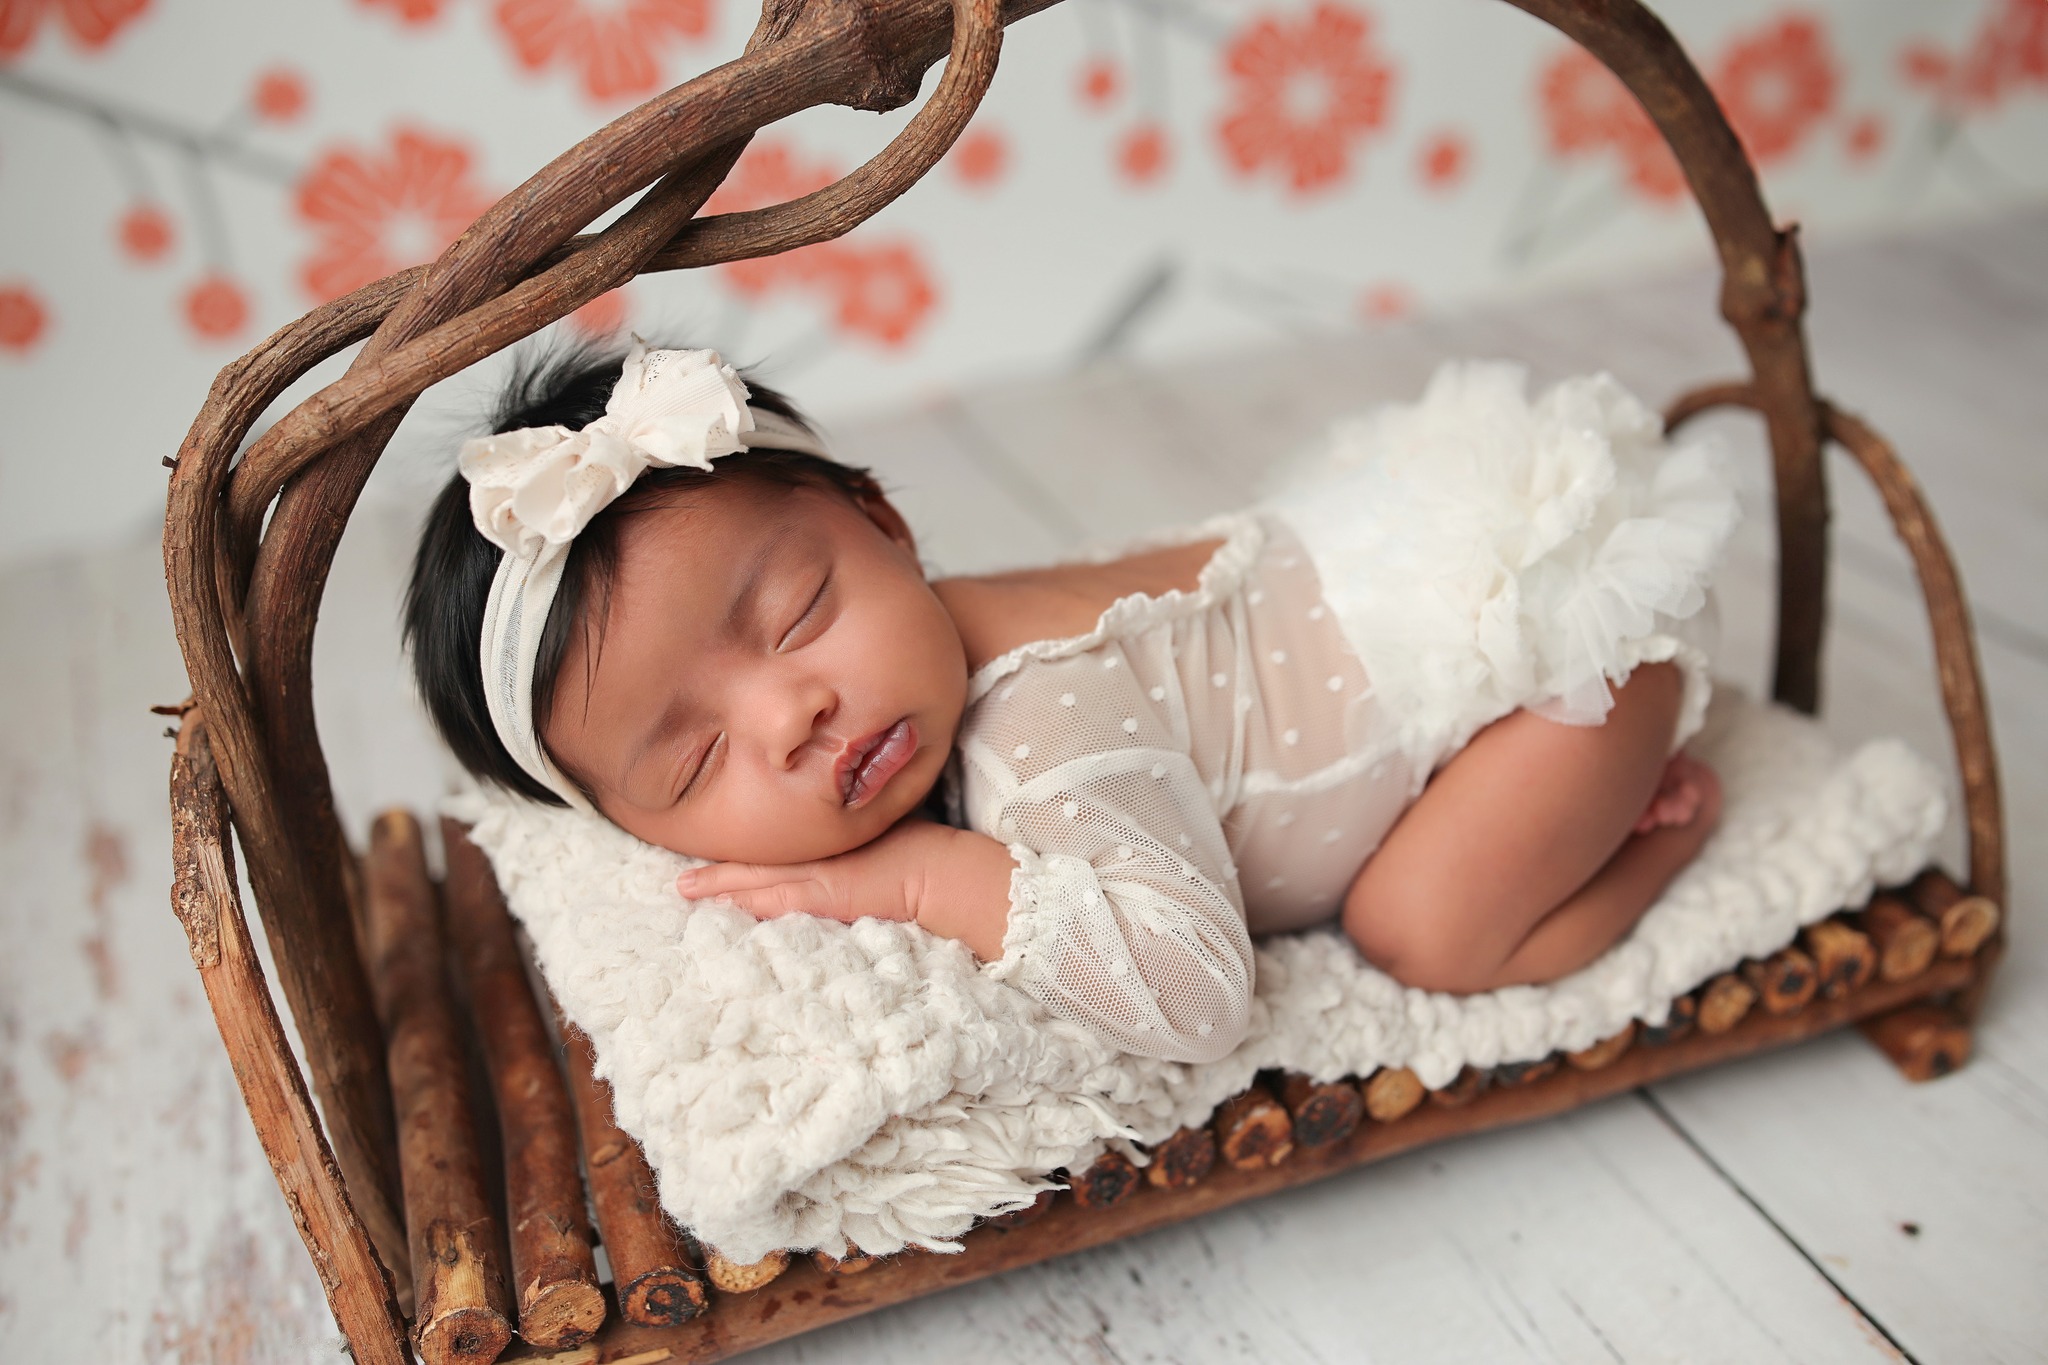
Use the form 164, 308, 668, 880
158, 1, 2007, 1361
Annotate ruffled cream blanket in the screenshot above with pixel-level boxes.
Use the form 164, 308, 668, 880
450, 691, 1944, 1264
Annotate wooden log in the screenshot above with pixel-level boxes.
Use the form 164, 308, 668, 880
1860, 1003, 1973, 1082
558, 1024, 708, 1326
1354, 1067, 1420, 1123
440, 821, 604, 1350
1853, 893, 1939, 982
1490, 1055, 1559, 1088
1742, 947, 1819, 1015
1566, 1022, 1638, 1071
1801, 919, 1877, 999
362, 812, 514, 1365
1143, 1128, 1217, 1191
1213, 1083, 1294, 1170
1697, 973, 1758, 1034
1909, 869, 2001, 958
1640, 994, 1698, 1047
1278, 1074, 1366, 1148
1426, 1066, 1488, 1108
983, 1190, 1056, 1229
813, 1249, 881, 1275
1071, 1151, 1142, 1209
704, 1250, 790, 1295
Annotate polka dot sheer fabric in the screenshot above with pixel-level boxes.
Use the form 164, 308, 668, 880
943, 364, 1737, 1066
949, 514, 1419, 1064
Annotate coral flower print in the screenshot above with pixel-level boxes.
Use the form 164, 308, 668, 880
1077, 57, 1122, 111
1117, 123, 1170, 186
0, 0, 150, 57
1713, 14, 1838, 165
1901, 0, 2048, 114
182, 273, 250, 341
1537, 46, 1683, 201
117, 204, 174, 262
1415, 128, 1470, 191
495, 0, 712, 102
704, 139, 841, 297
1216, 3, 1396, 196
252, 67, 309, 123
949, 126, 1009, 189
357, 0, 447, 24
824, 245, 937, 349
294, 127, 494, 302
0, 283, 49, 354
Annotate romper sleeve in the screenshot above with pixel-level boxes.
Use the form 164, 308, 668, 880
954, 657, 1255, 1065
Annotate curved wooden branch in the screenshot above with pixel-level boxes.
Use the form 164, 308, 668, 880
1661, 381, 2005, 914
170, 716, 410, 1361
224, 0, 1003, 569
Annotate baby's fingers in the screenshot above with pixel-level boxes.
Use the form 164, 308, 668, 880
677, 861, 811, 898
715, 880, 840, 921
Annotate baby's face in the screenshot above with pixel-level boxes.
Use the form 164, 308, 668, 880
540, 478, 967, 865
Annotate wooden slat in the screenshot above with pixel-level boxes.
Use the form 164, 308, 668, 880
501, 956, 1981, 1362
364, 812, 514, 1364
442, 820, 605, 1349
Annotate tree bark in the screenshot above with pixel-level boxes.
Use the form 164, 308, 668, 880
557, 1024, 708, 1326
1214, 1083, 1294, 1170
1801, 919, 1877, 999
1279, 1074, 1366, 1147
363, 813, 513, 1365
1743, 947, 1819, 1015
441, 822, 604, 1348
1852, 894, 1939, 982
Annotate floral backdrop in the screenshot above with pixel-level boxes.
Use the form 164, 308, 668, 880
0, 0, 2043, 562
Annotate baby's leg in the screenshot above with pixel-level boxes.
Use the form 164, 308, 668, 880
1340, 663, 1721, 995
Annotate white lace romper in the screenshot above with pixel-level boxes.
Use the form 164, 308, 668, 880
943, 364, 1740, 1064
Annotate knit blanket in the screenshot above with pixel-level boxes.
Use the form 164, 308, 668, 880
450, 690, 1945, 1263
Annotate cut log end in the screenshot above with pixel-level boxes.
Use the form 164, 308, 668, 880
813, 1248, 883, 1276
1279, 1073, 1366, 1147
1802, 919, 1877, 999
1144, 1127, 1217, 1191
517, 1276, 607, 1348
1861, 1003, 1973, 1082
1427, 1066, 1488, 1107
1743, 947, 1819, 1015
1640, 993, 1698, 1047
619, 1266, 709, 1327
983, 1189, 1056, 1229
1490, 1055, 1559, 1088
704, 1248, 790, 1295
1856, 893, 1939, 982
1072, 1150, 1142, 1209
1362, 1067, 1425, 1123
1566, 1022, 1637, 1072
414, 1307, 513, 1365
1214, 1083, 1294, 1170
1698, 972, 1758, 1034
1910, 870, 2001, 958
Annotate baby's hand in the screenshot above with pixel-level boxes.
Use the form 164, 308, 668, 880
675, 818, 959, 928
676, 819, 1017, 960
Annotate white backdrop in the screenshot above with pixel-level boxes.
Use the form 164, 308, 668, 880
1, 0, 2043, 564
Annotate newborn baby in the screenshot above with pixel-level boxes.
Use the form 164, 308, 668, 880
408, 342, 1734, 1065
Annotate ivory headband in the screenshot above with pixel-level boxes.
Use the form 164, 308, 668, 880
458, 343, 830, 809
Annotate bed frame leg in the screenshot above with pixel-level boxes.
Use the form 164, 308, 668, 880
1859, 1003, 1973, 1082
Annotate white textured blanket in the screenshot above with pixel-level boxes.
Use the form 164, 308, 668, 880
451, 691, 1945, 1264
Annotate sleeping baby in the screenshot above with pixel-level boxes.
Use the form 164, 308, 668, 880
406, 341, 1736, 1065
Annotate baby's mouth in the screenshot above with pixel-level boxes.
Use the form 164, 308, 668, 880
839, 719, 918, 809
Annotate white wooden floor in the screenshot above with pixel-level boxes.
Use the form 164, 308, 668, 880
1, 207, 2042, 1363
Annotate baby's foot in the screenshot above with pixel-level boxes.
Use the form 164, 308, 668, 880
1634, 753, 1717, 834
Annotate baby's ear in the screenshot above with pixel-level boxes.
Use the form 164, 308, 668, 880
855, 486, 919, 561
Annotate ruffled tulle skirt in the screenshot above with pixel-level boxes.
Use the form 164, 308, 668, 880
1260, 361, 1741, 785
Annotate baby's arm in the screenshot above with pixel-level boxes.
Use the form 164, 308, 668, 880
675, 818, 1016, 959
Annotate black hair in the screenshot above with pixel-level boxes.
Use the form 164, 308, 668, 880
404, 339, 882, 806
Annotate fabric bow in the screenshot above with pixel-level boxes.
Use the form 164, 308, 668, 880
459, 343, 755, 559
